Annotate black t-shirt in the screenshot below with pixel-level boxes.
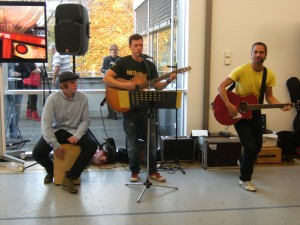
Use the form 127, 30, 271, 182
110, 55, 158, 83
101, 55, 121, 73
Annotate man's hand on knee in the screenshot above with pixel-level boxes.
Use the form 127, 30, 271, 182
67, 136, 79, 144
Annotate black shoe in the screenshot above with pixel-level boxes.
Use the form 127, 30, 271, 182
44, 173, 53, 184
62, 177, 78, 194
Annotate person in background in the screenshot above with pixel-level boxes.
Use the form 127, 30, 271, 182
217, 42, 291, 192
23, 63, 42, 121
7, 63, 34, 139
101, 44, 121, 120
103, 34, 176, 182
48, 43, 71, 89
32, 71, 98, 194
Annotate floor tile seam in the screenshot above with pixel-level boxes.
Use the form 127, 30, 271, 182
1, 204, 300, 221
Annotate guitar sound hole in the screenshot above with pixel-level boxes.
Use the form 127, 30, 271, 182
239, 101, 248, 113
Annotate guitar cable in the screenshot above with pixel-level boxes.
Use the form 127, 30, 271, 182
99, 102, 109, 139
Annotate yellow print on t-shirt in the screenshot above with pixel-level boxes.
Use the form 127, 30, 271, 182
126, 70, 147, 78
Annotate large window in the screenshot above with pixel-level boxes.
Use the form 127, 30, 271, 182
0, 0, 187, 165
134, 0, 185, 138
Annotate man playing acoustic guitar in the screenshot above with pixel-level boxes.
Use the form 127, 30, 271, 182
217, 42, 291, 192
103, 33, 176, 182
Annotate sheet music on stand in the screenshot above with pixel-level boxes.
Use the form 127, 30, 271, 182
129, 90, 182, 110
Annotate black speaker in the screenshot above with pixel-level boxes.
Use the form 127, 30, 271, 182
55, 4, 90, 55
161, 136, 195, 161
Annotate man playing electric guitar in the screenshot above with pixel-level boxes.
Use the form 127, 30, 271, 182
103, 33, 176, 183
217, 42, 291, 192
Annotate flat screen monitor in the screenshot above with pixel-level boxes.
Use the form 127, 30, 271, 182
0, 1, 47, 63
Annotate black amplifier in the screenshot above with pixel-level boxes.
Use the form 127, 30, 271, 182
161, 136, 195, 161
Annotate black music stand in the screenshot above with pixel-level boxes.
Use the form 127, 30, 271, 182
125, 90, 181, 203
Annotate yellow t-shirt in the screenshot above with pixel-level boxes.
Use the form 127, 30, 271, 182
229, 63, 276, 99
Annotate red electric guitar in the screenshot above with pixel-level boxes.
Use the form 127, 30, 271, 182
212, 91, 299, 126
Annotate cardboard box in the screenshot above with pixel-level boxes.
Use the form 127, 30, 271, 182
262, 133, 278, 147
256, 147, 281, 164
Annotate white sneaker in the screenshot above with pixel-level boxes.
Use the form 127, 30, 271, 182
239, 180, 257, 192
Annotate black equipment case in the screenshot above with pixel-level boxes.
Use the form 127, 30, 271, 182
198, 136, 242, 169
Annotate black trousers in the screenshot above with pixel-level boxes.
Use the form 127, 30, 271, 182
24, 84, 38, 111
234, 110, 262, 181
32, 129, 98, 179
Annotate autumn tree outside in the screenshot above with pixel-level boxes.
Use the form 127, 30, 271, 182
47, 0, 134, 76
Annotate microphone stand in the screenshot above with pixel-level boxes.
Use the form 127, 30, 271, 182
167, 64, 185, 174
41, 63, 52, 106
126, 56, 178, 202
6, 139, 31, 150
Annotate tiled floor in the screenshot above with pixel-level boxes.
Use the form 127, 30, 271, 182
2, 117, 300, 225
0, 159, 300, 225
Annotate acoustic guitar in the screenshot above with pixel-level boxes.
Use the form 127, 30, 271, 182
212, 90, 299, 126
106, 66, 191, 113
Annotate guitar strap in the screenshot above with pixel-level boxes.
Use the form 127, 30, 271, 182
259, 67, 267, 104
227, 66, 267, 104
227, 81, 235, 91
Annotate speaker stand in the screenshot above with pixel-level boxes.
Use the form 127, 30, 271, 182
170, 158, 186, 174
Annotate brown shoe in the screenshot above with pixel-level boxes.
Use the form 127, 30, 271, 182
130, 172, 140, 182
62, 177, 78, 194
149, 171, 166, 182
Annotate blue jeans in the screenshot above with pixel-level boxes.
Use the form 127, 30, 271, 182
123, 109, 157, 174
234, 110, 262, 181
6, 94, 23, 136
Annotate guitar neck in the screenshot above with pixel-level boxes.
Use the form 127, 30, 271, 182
247, 103, 293, 110
140, 73, 171, 89
138, 66, 191, 89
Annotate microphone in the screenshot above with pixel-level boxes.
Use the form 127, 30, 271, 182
260, 58, 265, 63
140, 53, 154, 59
100, 97, 106, 106
8, 139, 31, 147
